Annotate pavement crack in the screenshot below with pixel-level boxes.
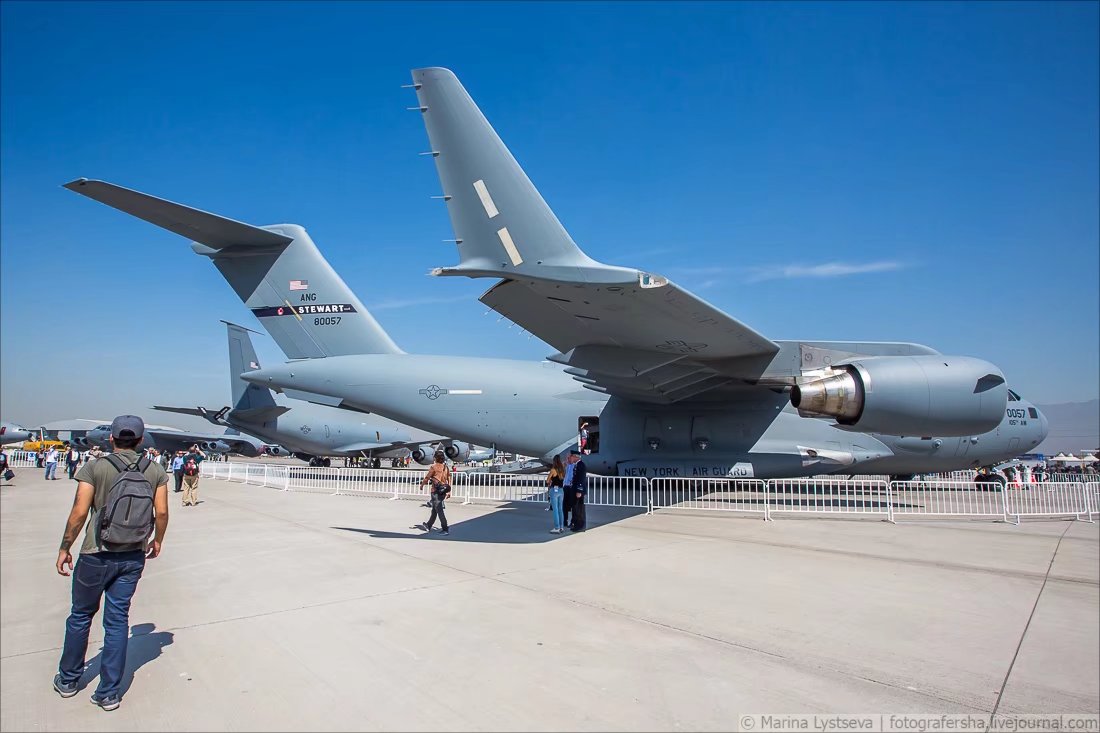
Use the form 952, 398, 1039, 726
988, 522, 1073, 723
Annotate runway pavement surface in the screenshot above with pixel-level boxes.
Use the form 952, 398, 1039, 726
1, 466, 1097, 731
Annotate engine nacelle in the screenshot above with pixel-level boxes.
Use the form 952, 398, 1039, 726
72, 437, 89, 448
410, 445, 437, 466
266, 445, 288, 457
790, 355, 1007, 436
443, 441, 470, 462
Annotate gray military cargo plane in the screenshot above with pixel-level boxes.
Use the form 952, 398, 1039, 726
83, 422, 267, 457
154, 321, 472, 467
0, 422, 32, 446
63, 67, 1048, 479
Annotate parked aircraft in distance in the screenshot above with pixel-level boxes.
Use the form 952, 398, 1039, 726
0, 422, 32, 446
154, 321, 472, 467
63, 67, 1048, 478
83, 422, 266, 457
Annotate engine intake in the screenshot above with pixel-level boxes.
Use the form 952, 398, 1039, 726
791, 355, 1007, 436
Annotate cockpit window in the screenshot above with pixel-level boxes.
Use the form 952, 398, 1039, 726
1007, 390, 1021, 401
1028, 408, 1038, 419
94, 424, 111, 431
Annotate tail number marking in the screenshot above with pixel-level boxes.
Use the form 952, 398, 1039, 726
315, 317, 341, 326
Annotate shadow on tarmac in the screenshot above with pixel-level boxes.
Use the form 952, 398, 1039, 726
78, 622, 174, 696
332, 500, 647, 544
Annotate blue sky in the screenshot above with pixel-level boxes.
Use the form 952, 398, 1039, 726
1, 1, 1097, 429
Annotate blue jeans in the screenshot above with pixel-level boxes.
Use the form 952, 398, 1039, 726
45, 462, 58, 480
549, 487, 564, 529
58, 551, 146, 697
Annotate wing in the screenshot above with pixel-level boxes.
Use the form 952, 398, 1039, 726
411, 67, 778, 403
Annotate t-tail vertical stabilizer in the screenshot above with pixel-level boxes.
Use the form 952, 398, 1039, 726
224, 321, 285, 426
63, 178, 404, 358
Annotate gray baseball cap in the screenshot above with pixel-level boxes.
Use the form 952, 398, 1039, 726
110, 415, 145, 439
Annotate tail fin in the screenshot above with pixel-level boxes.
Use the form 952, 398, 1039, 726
64, 179, 403, 358
224, 321, 290, 426
411, 68, 604, 281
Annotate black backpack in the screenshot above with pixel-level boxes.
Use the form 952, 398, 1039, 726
183, 456, 199, 476
99, 455, 155, 548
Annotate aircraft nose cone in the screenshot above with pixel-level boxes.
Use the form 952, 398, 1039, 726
1038, 409, 1050, 442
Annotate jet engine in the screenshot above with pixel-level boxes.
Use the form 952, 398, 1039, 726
265, 445, 288, 457
71, 436, 89, 448
443, 441, 470, 462
790, 355, 1007, 436
410, 445, 438, 466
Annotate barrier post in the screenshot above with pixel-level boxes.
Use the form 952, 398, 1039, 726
263, 464, 269, 488
645, 477, 651, 515
1077, 483, 1092, 523
763, 480, 771, 521
886, 482, 896, 524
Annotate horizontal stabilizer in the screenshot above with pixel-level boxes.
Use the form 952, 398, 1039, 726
63, 179, 293, 250
152, 405, 211, 419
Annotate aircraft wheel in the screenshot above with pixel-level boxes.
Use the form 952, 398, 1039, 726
322, 458, 331, 468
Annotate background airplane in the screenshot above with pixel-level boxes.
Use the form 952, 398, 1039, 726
0, 422, 32, 446
63, 68, 1048, 478
154, 321, 473, 467
83, 421, 266, 457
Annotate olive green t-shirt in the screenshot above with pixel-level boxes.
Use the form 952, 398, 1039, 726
74, 449, 168, 554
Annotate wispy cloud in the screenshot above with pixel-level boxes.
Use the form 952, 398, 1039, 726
365, 294, 475, 311
746, 261, 908, 282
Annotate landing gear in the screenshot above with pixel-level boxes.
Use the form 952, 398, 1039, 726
322, 457, 331, 468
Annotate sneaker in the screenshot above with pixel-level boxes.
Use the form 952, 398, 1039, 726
52, 674, 78, 698
89, 692, 120, 711
439, 530, 449, 536
417, 524, 430, 532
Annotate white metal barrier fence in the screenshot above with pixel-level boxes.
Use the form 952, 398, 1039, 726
650, 478, 768, 516
197, 462, 1100, 525
767, 478, 891, 519
888, 481, 1010, 521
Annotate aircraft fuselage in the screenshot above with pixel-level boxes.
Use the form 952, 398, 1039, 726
245, 354, 1047, 478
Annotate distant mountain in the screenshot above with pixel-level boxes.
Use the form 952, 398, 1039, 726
1035, 399, 1099, 456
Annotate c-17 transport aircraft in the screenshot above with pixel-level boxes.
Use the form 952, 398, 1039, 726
64, 67, 1048, 479
154, 321, 477, 467
83, 422, 267, 457
0, 422, 33, 446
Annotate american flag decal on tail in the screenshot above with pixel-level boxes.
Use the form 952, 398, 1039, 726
289, 280, 309, 291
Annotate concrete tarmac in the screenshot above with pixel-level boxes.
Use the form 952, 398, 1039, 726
1, 466, 1097, 731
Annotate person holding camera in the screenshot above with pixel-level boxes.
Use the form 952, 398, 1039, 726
418, 451, 451, 536
180, 445, 206, 507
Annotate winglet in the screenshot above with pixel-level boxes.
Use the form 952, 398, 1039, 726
411, 68, 635, 285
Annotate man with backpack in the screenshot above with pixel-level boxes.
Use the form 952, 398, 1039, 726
181, 445, 206, 507
52, 415, 168, 711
